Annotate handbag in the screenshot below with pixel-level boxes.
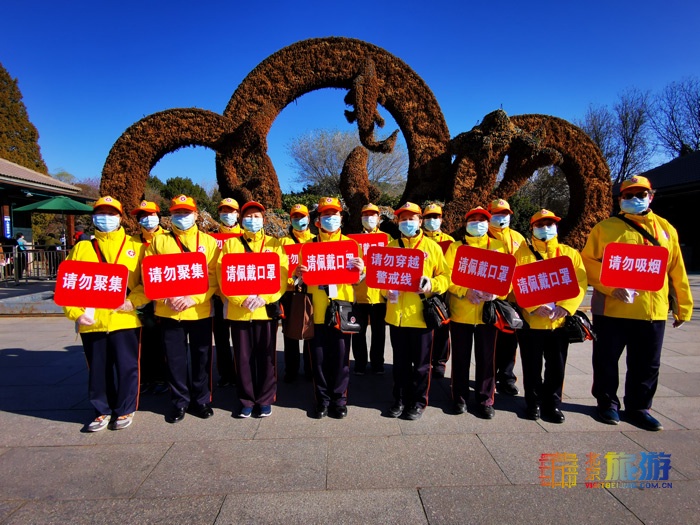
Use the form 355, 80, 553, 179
563, 310, 596, 343
482, 299, 526, 333
420, 293, 450, 330
265, 300, 285, 321
325, 299, 361, 334
283, 289, 315, 340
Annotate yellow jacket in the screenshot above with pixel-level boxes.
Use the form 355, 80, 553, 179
446, 235, 507, 325
488, 226, 526, 256
139, 225, 168, 246
581, 211, 693, 322
383, 231, 451, 328
354, 227, 394, 304
218, 223, 242, 235
299, 231, 361, 324
217, 229, 289, 321
279, 228, 315, 291
513, 236, 588, 330
144, 225, 220, 320
424, 230, 455, 245
63, 228, 148, 333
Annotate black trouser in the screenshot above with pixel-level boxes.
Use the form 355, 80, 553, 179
389, 326, 433, 409
450, 322, 498, 406
351, 302, 387, 371
212, 295, 235, 382
230, 320, 278, 407
81, 328, 141, 416
160, 317, 213, 410
310, 324, 351, 408
495, 330, 518, 385
517, 329, 569, 410
592, 315, 665, 412
431, 322, 451, 369
283, 336, 311, 378
139, 303, 167, 385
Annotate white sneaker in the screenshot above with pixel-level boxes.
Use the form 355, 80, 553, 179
112, 413, 134, 430
87, 414, 111, 432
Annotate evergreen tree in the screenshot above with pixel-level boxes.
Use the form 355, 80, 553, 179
0, 61, 48, 173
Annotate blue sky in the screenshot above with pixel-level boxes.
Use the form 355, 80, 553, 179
2, 0, 699, 194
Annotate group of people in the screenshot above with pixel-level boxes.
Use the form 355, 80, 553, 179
64, 174, 692, 433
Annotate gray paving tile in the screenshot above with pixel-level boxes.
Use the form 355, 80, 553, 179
136, 438, 327, 498
660, 355, 700, 373
0, 384, 87, 411
216, 488, 428, 525
0, 443, 171, 500
420, 485, 641, 525
650, 396, 700, 430
659, 372, 700, 396
562, 374, 682, 400
0, 501, 23, 523
609, 479, 700, 523
327, 434, 508, 490
663, 341, 700, 356
0, 410, 97, 447
3, 496, 224, 525
623, 429, 700, 480
0, 363, 86, 386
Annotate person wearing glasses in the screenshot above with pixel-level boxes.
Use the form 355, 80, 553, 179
582, 175, 693, 431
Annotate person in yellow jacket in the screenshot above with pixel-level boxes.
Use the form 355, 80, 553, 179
514, 209, 587, 423
212, 197, 242, 388
383, 202, 451, 420
421, 202, 455, 379
294, 197, 365, 419
279, 203, 315, 383
145, 194, 220, 424
445, 207, 506, 419
64, 196, 148, 432
352, 203, 392, 375
487, 198, 527, 397
130, 200, 169, 395
217, 200, 288, 418
582, 175, 693, 431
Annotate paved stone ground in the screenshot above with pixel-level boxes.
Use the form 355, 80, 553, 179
0, 278, 698, 524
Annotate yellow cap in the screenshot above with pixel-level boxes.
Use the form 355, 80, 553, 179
422, 203, 443, 216
93, 196, 123, 214
488, 198, 513, 214
241, 200, 266, 214
290, 203, 309, 217
361, 203, 380, 214
218, 197, 239, 210
530, 209, 561, 225
318, 197, 343, 213
465, 206, 492, 220
620, 175, 652, 192
130, 200, 160, 215
395, 202, 422, 217
169, 195, 197, 212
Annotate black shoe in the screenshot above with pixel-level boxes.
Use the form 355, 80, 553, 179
354, 366, 366, 376
476, 405, 495, 419
316, 405, 328, 419
626, 410, 663, 431
388, 402, 404, 418
191, 403, 214, 419
404, 405, 424, 420
167, 406, 186, 424
597, 407, 620, 425
217, 378, 233, 388
454, 401, 467, 415
497, 382, 519, 396
371, 365, 385, 375
331, 405, 348, 419
526, 406, 541, 421
432, 366, 445, 378
542, 407, 565, 423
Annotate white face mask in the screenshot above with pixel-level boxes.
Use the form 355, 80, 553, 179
139, 215, 160, 231
490, 214, 510, 229
466, 221, 488, 237
361, 216, 378, 231
93, 214, 120, 233
219, 212, 238, 227
423, 218, 442, 232
171, 213, 195, 231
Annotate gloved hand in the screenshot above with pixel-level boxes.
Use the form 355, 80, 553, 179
347, 257, 365, 273
466, 289, 483, 304
76, 314, 95, 326
611, 288, 638, 303
242, 295, 266, 311
418, 276, 432, 294
550, 305, 569, 321
479, 292, 497, 302
167, 296, 196, 312
386, 290, 399, 303
115, 299, 134, 312
533, 305, 554, 318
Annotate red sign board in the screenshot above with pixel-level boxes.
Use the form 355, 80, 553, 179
600, 243, 669, 291
512, 256, 580, 308
142, 252, 209, 300
283, 243, 303, 276
220, 252, 281, 296
209, 232, 242, 250
347, 233, 389, 259
299, 239, 360, 285
54, 260, 129, 309
437, 240, 452, 255
365, 246, 425, 292
450, 245, 516, 296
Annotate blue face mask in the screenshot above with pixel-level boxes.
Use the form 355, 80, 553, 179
423, 218, 442, 232
398, 220, 421, 237
533, 225, 557, 242
93, 214, 120, 233
219, 212, 238, 227
620, 196, 650, 215
466, 221, 488, 237
291, 217, 309, 231
361, 216, 378, 231
242, 217, 264, 233
320, 215, 341, 233
171, 213, 195, 231
139, 215, 159, 231
489, 214, 510, 229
